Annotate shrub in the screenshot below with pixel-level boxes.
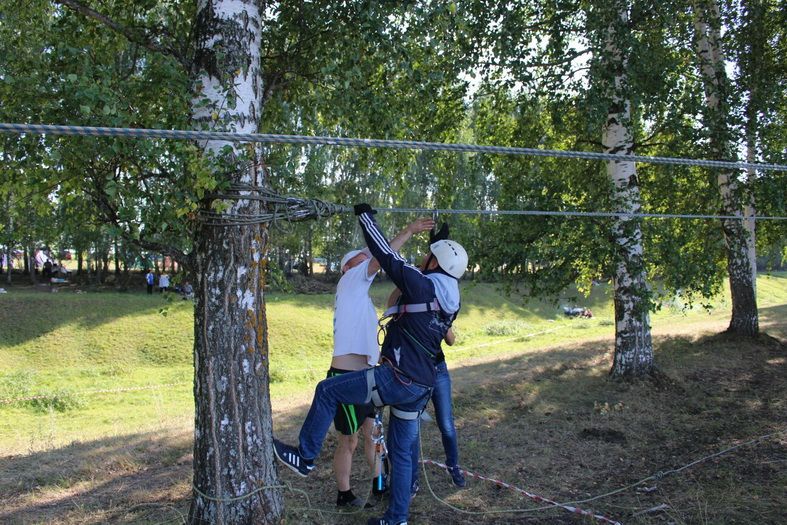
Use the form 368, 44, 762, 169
483, 320, 527, 337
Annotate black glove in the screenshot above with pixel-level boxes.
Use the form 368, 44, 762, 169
354, 203, 377, 216
430, 222, 450, 243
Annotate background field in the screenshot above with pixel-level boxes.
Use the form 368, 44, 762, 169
1, 274, 785, 524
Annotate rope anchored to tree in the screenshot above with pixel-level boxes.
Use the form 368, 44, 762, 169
197, 184, 349, 227
198, 185, 786, 226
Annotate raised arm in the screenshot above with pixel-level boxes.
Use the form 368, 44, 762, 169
356, 205, 431, 295
366, 218, 434, 277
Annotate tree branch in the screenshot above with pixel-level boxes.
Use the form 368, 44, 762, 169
54, 0, 189, 69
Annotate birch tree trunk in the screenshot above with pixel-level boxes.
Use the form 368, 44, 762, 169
692, 0, 758, 335
600, 3, 654, 378
188, 1, 283, 523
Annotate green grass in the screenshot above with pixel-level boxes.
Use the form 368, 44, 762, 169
1, 273, 785, 454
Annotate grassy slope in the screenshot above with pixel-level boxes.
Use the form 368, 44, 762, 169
1, 274, 785, 454
0, 275, 785, 524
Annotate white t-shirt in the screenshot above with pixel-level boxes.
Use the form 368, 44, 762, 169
333, 259, 379, 366
159, 274, 170, 288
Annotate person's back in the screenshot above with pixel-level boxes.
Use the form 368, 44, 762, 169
333, 251, 378, 370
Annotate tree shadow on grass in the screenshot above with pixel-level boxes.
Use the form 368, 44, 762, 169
760, 303, 787, 339
409, 331, 787, 524
0, 429, 193, 524
2, 326, 785, 524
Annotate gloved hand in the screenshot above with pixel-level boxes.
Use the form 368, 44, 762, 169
354, 203, 377, 216
429, 222, 450, 243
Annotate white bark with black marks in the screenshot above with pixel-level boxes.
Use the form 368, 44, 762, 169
189, 1, 283, 524
693, 0, 758, 335
601, 4, 654, 378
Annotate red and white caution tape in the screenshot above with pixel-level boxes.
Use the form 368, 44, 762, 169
421, 458, 622, 525
0, 381, 190, 405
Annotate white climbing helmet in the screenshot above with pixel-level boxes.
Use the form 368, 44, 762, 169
429, 240, 468, 279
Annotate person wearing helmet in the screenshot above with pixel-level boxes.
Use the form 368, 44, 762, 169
272, 203, 467, 525
385, 223, 467, 501
330, 217, 434, 508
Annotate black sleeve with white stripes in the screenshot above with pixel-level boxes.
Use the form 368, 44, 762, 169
358, 211, 424, 296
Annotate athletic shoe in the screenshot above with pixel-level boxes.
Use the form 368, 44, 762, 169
410, 478, 419, 501
448, 465, 466, 487
337, 490, 372, 508
366, 518, 407, 525
272, 439, 314, 477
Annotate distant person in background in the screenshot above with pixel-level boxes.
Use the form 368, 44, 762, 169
146, 270, 155, 295
158, 273, 170, 293
57, 263, 70, 278
181, 281, 194, 300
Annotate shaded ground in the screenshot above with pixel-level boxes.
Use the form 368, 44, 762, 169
1, 327, 786, 524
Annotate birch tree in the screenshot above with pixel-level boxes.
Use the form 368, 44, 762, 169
595, 1, 654, 376
692, 0, 759, 335
185, 3, 286, 522
463, 0, 655, 376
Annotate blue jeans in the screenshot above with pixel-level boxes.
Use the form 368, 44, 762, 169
296, 363, 430, 523
411, 361, 460, 482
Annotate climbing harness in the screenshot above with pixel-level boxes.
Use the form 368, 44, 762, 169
364, 362, 433, 421
377, 295, 444, 357
381, 299, 441, 319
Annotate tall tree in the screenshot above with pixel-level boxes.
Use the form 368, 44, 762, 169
594, 0, 654, 376
692, 0, 758, 335
464, 0, 656, 376
186, 2, 283, 522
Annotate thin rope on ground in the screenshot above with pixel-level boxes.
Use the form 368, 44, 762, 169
562, 426, 787, 507
417, 425, 786, 522
417, 427, 622, 524
2, 122, 786, 172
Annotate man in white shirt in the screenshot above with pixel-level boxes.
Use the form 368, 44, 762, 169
330, 218, 434, 508
158, 273, 170, 293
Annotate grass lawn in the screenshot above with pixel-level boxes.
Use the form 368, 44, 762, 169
0, 273, 785, 524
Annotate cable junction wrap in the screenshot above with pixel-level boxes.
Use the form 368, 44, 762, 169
2, 122, 787, 172
198, 184, 349, 226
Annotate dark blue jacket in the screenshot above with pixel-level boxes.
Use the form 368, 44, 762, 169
359, 212, 454, 387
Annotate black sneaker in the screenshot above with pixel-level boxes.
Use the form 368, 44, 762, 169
337, 490, 372, 508
367, 518, 407, 525
272, 439, 314, 477
448, 465, 466, 487
410, 478, 419, 501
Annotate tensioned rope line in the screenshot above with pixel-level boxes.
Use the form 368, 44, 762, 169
206, 185, 786, 223
379, 207, 787, 221
2, 122, 787, 172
